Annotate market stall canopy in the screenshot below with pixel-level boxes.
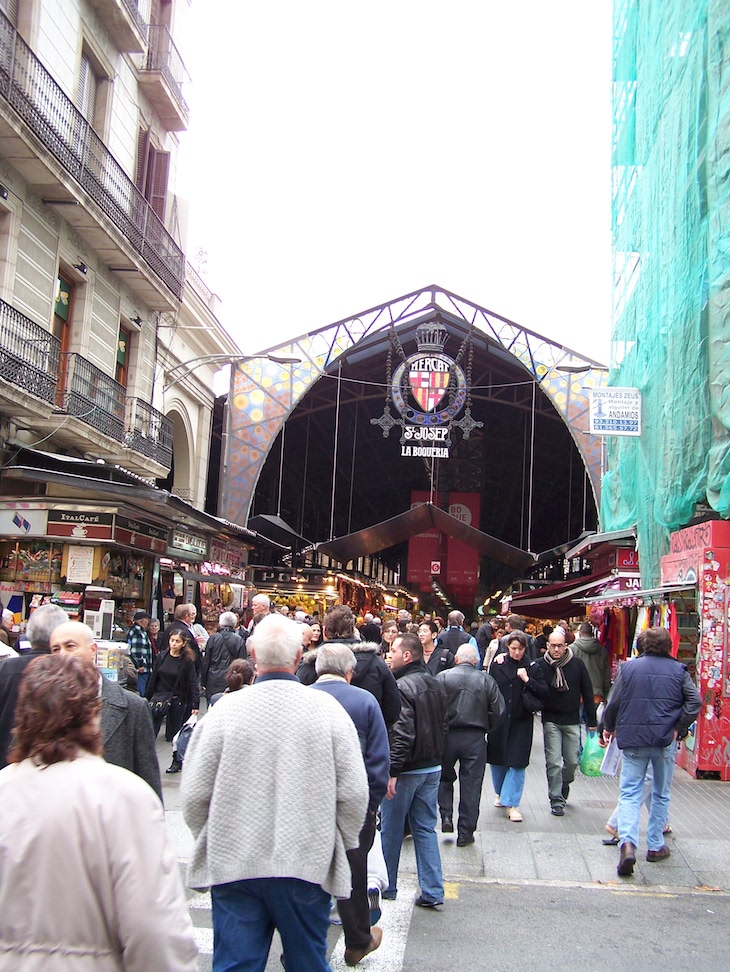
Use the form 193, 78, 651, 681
564, 527, 637, 560
315, 502, 536, 572
508, 572, 637, 619
246, 514, 312, 550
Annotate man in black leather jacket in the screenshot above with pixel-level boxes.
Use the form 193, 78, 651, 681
437, 645, 505, 845
380, 632, 448, 908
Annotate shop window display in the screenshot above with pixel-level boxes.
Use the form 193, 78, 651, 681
104, 553, 148, 599
0, 541, 62, 588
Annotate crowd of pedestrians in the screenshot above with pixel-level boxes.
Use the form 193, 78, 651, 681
0, 600, 702, 970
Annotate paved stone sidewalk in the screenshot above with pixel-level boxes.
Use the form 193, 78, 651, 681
426, 722, 730, 891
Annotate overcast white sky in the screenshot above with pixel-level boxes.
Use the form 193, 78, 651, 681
178, 1, 613, 365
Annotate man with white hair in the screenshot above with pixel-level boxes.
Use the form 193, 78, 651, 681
50, 620, 162, 800
182, 614, 368, 972
0, 608, 16, 652
0, 603, 68, 766
0, 609, 17, 660
437, 645, 505, 844
313, 643, 389, 966
247, 592, 271, 632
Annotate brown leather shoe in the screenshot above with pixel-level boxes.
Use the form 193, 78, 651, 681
646, 845, 671, 863
344, 927, 383, 967
617, 841, 636, 876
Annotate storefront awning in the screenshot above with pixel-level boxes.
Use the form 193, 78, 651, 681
179, 569, 253, 587
3, 457, 258, 543
575, 583, 695, 607
315, 502, 535, 572
508, 573, 638, 618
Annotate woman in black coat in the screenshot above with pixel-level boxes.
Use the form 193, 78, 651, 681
487, 631, 547, 822
145, 630, 199, 773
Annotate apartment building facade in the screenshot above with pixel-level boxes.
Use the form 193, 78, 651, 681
0, 0, 252, 630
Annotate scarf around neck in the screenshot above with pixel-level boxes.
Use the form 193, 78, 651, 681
545, 645, 573, 691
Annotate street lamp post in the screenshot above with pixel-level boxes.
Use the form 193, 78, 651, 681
163, 353, 301, 392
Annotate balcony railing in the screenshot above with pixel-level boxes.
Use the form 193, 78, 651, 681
0, 11, 184, 298
143, 25, 190, 126
121, 0, 147, 39
125, 396, 173, 467
186, 261, 213, 305
58, 352, 126, 442
0, 299, 60, 403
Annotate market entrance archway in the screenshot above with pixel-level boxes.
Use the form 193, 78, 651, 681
221, 285, 607, 609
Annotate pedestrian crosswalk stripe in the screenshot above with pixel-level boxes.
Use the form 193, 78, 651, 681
328, 877, 418, 972
192, 926, 214, 956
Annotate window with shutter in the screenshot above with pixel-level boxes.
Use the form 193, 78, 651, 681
135, 127, 170, 223
135, 128, 151, 191
116, 325, 132, 387
147, 149, 170, 222
77, 52, 98, 124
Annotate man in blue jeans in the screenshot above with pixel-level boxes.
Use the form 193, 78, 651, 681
181, 614, 368, 972
602, 626, 701, 877
127, 610, 153, 697
381, 632, 448, 908
536, 629, 597, 816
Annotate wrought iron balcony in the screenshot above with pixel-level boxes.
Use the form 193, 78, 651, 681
0, 299, 60, 403
125, 396, 173, 468
139, 25, 190, 131
57, 352, 126, 442
0, 10, 184, 298
85, 0, 147, 52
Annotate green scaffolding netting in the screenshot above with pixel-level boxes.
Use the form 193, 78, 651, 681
601, 0, 730, 586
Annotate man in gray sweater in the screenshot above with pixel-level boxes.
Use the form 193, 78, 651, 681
182, 614, 368, 972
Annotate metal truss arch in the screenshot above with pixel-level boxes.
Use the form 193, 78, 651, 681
221, 285, 608, 527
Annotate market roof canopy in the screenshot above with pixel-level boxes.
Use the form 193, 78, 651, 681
316, 502, 536, 572
246, 514, 311, 549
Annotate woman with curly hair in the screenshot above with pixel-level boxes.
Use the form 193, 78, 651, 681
0, 653, 196, 971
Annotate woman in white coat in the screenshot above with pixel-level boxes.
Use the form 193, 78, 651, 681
0, 653, 197, 971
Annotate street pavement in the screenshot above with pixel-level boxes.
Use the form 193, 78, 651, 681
159, 718, 730, 971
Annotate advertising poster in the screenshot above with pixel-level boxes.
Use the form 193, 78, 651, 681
589, 387, 641, 436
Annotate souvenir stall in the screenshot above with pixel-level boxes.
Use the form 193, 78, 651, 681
582, 520, 730, 781
581, 586, 697, 681
0, 503, 164, 633
660, 521, 730, 780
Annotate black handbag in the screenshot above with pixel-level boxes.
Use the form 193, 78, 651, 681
521, 683, 544, 713
148, 652, 187, 719
149, 694, 172, 718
